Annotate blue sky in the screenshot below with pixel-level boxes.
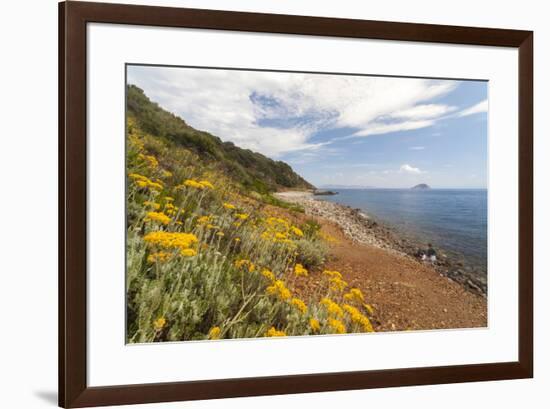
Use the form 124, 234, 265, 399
128, 65, 488, 189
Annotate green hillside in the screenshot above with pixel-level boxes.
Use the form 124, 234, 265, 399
126, 84, 314, 194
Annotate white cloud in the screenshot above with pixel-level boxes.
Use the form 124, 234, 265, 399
400, 164, 423, 174
457, 99, 488, 117
390, 104, 456, 120
128, 66, 460, 157
354, 119, 435, 137
409, 146, 425, 150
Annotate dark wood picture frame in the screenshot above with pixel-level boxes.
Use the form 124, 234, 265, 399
59, 1, 533, 407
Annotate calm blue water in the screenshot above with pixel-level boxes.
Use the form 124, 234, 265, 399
321, 189, 487, 274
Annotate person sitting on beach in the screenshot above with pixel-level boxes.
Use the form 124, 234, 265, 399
415, 249, 427, 261
426, 243, 437, 263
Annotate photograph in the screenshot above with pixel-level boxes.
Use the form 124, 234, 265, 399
125, 64, 488, 344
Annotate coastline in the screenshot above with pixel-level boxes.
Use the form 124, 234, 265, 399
275, 191, 487, 297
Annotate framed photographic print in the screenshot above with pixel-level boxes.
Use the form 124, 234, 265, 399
59, 1, 533, 407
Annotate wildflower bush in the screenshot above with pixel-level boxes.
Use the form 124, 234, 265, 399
126, 112, 376, 343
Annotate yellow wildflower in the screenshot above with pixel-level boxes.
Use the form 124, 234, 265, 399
261, 269, 275, 281
198, 180, 214, 189
130, 173, 163, 191
223, 202, 236, 210
323, 270, 343, 279
290, 226, 304, 237
216, 231, 225, 237
153, 317, 166, 331
294, 263, 308, 277
320, 298, 344, 318
329, 276, 348, 292
363, 304, 375, 315
274, 232, 287, 240
145, 211, 171, 225
164, 196, 175, 202
147, 251, 171, 264
138, 153, 159, 169
290, 298, 308, 314
143, 201, 161, 210
235, 213, 249, 220
327, 318, 346, 334
208, 326, 221, 340
266, 280, 291, 301
182, 179, 204, 189
197, 215, 211, 224
343, 288, 365, 303
143, 231, 198, 251
309, 318, 321, 332
234, 238, 241, 243
265, 327, 286, 337
343, 304, 374, 332
161, 170, 172, 178
181, 248, 197, 257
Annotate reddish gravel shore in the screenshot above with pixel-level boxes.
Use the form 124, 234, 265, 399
272, 191, 488, 332
320, 221, 487, 331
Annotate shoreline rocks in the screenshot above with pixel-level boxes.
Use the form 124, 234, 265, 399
275, 191, 487, 297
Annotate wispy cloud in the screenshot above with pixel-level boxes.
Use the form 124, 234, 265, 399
354, 120, 435, 137
128, 66, 460, 157
390, 104, 457, 120
457, 99, 488, 117
409, 146, 425, 150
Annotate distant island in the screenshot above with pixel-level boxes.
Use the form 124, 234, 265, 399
412, 183, 431, 190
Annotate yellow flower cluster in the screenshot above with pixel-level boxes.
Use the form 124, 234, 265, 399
147, 251, 172, 264
143, 231, 198, 255
323, 270, 343, 279
153, 317, 166, 331
290, 298, 308, 314
164, 202, 180, 216
323, 270, 348, 292
197, 215, 212, 225
329, 276, 348, 292
266, 217, 290, 229
309, 318, 321, 332
290, 226, 304, 237
327, 318, 346, 334
343, 304, 374, 332
343, 288, 365, 304
266, 327, 286, 337
320, 297, 344, 318
208, 326, 221, 340
181, 248, 197, 257
179, 179, 214, 190
266, 280, 291, 301
261, 269, 275, 281
235, 213, 249, 220
223, 202, 236, 210
143, 201, 161, 210
294, 263, 308, 277
129, 173, 163, 191
198, 180, 214, 189
234, 259, 256, 272
138, 153, 159, 169
145, 211, 171, 225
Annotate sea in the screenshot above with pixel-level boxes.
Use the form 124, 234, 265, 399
320, 188, 487, 275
